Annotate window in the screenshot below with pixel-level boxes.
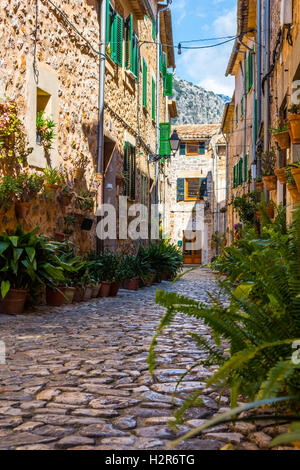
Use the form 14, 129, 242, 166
177, 178, 207, 201
236, 104, 239, 125
151, 78, 156, 121
245, 51, 254, 93
199, 142, 205, 154
142, 59, 148, 108
186, 143, 199, 155
141, 173, 148, 219
179, 143, 186, 155
160, 50, 167, 78
124, 142, 136, 200
106, 1, 123, 66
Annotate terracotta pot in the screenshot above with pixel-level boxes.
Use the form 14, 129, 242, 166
266, 206, 274, 219
1, 289, 28, 315
91, 284, 101, 298
123, 278, 139, 291
255, 211, 262, 219
109, 281, 121, 297
45, 183, 60, 193
263, 175, 277, 191
74, 168, 85, 180
15, 202, 30, 219
46, 286, 66, 307
60, 193, 73, 206
275, 167, 287, 184
287, 184, 300, 204
83, 286, 93, 301
291, 168, 300, 193
98, 281, 112, 297
64, 286, 76, 304
255, 182, 264, 192
288, 114, 300, 144
273, 130, 290, 150
73, 287, 84, 303
54, 232, 65, 242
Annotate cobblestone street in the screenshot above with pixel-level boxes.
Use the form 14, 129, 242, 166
0, 269, 278, 450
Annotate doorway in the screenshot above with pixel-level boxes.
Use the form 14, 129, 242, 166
183, 231, 202, 265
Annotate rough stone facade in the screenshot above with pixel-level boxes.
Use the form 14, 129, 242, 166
0, 0, 174, 253
163, 125, 226, 264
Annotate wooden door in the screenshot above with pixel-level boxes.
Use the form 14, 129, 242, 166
183, 231, 202, 265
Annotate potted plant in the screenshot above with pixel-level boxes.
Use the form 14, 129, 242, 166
14, 172, 44, 219
43, 166, 63, 193
271, 120, 290, 150
60, 185, 73, 206
290, 161, 300, 193
0, 176, 16, 216
261, 148, 277, 191
255, 177, 263, 192
71, 153, 90, 180
63, 215, 75, 239
0, 226, 65, 314
286, 167, 300, 203
36, 111, 56, 152
75, 189, 95, 217
288, 104, 300, 144
275, 166, 288, 184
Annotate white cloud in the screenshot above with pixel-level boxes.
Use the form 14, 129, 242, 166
176, 7, 237, 97
172, 0, 188, 25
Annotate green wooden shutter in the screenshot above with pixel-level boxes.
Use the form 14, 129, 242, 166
244, 154, 248, 182
177, 178, 185, 202
152, 19, 156, 41
159, 123, 171, 156
161, 51, 167, 77
239, 158, 243, 185
130, 146, 136, 200
164, 72, 173, 97
142, 60, 147, 108
199, 142, 205, 154
179, 143, 186, 155
106, 0, 111, 44
124, 142, 129, 196
113, 13, 123, 66
125, 14, 133, 69
152, 78, 156, 120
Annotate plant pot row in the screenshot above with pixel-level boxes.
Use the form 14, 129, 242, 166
273, 115, 300, 150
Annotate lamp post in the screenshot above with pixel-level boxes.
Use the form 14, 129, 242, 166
148, 129, 181, 162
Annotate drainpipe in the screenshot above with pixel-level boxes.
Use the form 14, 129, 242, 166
97, 0, 107, 252
256, 0, 262, 179
252, 42, 257, 192
264, 0, 271, 155
155, 1, 172, 206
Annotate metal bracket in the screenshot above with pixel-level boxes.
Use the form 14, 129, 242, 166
148, 154, 171, 163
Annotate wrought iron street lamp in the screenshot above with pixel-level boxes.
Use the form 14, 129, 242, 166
148, 129, 181, 162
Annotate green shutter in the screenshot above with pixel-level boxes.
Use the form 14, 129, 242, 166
179, 143, 186, 155
199, 178, 207, 199
113, 14, 123, 66
142, 60, 148, 108
152, 19, 156, 41
159, 123, 171, 156
152, 78, 156, 120
164, 72, 173, 97
199, 142, 205, 154
239, 158, 243, 185
161, 51, 167, 77
106, 0, 111, 44
177, 178, 185, 202
130, 146, 136, 200
125, 14, 133, 69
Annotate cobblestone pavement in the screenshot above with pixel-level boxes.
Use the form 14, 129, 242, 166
0, 269, 286, 450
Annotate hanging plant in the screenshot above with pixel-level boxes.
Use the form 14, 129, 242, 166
75, 189, 96, 213
36, 111, 56, 152
71, 153, 90, 180
0, 100, 33, 173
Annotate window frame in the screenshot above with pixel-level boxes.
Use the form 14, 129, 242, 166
186, 142, 199, 156
185, 178, 200, 201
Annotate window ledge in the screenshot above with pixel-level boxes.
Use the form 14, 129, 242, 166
123, 70, 136, 94
105, 54, 117, 77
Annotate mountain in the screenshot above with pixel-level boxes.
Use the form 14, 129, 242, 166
172, 77, 231, 125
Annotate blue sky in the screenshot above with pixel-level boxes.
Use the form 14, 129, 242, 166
171, 0, 237, 97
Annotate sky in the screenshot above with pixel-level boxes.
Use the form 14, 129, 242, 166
171, 0, 237, 97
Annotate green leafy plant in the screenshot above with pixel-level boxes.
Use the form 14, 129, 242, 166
232, 192, 258, 225
148, 207, 300, 447
36, 111, 56, 152
43, 167, 63, 186
261, 147, 276, 176
288, 104, 300, 115
63, 215, 76, 236
270, 120, 288, 134
75, 189, 96, 213
13, 172, 45, 202
0, 176, 17, 210
138, 240, 184, 281
285, 165, 296, 185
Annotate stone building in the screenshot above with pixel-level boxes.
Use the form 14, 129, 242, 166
222, 0, 300, 238
163, 124, 226, 264
0, 0, 175, 253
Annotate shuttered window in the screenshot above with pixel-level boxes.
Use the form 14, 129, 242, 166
164, 72, 173, 97
142, 59, 148, 108
160, 51, 167, 78
107, 3, 123, 67
124, 142, 136, 200
125, 15, 139, 79
199, 142, 206, 154
177, 178, 208, 201
152, 78, 156, 121
246, 51, 254, 93
159, 123, 171, 156
179, 143, 186, 155
244, 154, 249, 182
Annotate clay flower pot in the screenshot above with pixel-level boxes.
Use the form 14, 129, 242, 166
266, 205, 274, 219
1, 289, 28, 315
291, 168, 300, 193
255, 211, 262, 219
54, 232, 65, 242
83, 286, 93, 301
15, 202, 30, 219
288, 114, 300, 144
91, 284, 101, 298
45, 183, 60, 193
46, 286, 66, 307
109, 281, 121, 297
98, 281, 112, 297
275, 167, 287, 184
263, 175, 277, 191
287, 184, 300, 204
255, 181, 264, 192
73, 287, 84, 303
123, 278, 139, 291
64, 287, 76, 304
273, 130, 290, 150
